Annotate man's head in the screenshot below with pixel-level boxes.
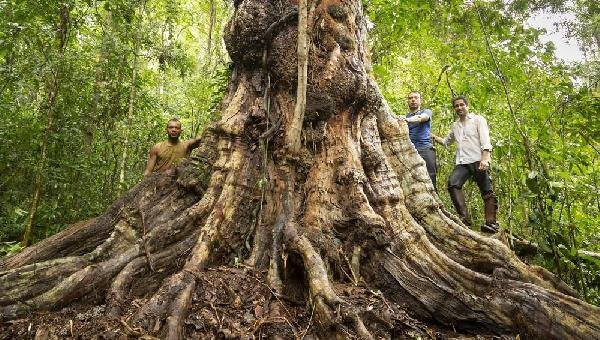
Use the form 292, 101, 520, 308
166, 118, 182, 141
407, 92, 422, 112
451, 95, 469, 117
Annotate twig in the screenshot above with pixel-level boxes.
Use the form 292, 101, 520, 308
246, 272, 301, 329
339, 246, 358, 284
119, 318, 142, 337
299, 302, 315, 339
209, 301, 223, 329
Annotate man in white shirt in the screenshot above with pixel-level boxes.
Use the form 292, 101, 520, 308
432, 96, 498, 233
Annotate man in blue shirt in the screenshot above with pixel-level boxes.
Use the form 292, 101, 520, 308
404, 92, 437, 190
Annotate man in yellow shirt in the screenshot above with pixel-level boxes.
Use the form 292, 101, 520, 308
143, 118, 202, 177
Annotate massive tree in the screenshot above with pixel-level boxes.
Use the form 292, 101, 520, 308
1, 0, 598, 338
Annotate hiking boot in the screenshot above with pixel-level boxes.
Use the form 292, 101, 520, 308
448, 187, 472, 226
482, 191, 498, 226
481, 223, 499, 233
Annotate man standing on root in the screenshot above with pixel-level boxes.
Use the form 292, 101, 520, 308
143, 118, 202, 177
432, 96, 498, 233
403, 92, 437, 190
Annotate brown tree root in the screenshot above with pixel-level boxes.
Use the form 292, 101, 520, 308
106, 234, 198, 317
381, 249, 599, 338
131, 271, 196, 337
0, 246, 140, 320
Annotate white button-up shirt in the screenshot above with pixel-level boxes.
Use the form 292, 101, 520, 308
441, 113, 492, 165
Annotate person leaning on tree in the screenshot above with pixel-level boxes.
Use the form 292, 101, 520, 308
432, 95, 499, 233
403, 91, 437, 190
143, 118, 202, 177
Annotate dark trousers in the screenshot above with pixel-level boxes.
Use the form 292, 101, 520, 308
447, 162, 493, 195
416, 147, 437, 190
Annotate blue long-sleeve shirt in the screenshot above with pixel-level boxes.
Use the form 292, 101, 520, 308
406, 108, 433, 149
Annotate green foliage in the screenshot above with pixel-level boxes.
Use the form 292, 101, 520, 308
0, 241, 23, 258
0, 0, 232, 242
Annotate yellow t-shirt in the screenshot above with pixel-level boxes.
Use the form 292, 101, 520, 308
152, 141, 188, 172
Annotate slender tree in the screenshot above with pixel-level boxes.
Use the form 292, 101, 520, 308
21, 5, 70, 247
206, 0, 216, 68
119, 2, 144, 190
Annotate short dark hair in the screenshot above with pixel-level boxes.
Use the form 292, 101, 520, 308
167, 118, 181, 127
451, 95, 469, 106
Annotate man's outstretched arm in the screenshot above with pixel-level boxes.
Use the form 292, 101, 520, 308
185, 136, 203, 153
432, 129, 454, 147
405, 109, 432, 123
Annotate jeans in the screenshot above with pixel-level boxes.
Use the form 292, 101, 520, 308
416, 147, 437, 190
447, 161, 493, 195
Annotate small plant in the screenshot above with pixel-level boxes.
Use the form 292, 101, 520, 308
0, 241, 23, 258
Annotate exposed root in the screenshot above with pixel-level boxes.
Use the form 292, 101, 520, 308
164, 274, 195, 340
129, 212, 216, 335
0, 245, 140, 321
131, 271, 196, 332
267, 167, 293, 294
107, 231, 201, 318
352, 313, 375, 340
0, 256, 90, 305
313, 295, 335, 328
0, 218, 99, 270
107, 256, 147, 317
267, 212, 286, 294
287, 232, 342, 308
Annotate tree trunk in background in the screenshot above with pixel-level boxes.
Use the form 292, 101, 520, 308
118, 3, 143, 190
87, 10, 114, 149
21, 5, 70, 247
4, 1, 599, 338
206, 0, 216, 68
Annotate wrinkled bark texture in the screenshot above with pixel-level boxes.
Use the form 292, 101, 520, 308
1, 1, 599, 339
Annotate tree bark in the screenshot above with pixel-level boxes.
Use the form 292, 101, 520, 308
3, 1, 599, 338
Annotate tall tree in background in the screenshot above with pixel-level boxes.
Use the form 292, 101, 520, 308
118, 1, 145, 190
1, 1, 598, 339
21, 4, 71, 246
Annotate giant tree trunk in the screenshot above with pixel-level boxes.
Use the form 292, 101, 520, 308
1, 1, 598, 339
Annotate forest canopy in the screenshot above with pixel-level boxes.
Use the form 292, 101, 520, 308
0, 0, 598, 306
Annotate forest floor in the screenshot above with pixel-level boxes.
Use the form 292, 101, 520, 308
0, 266, 515, 339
